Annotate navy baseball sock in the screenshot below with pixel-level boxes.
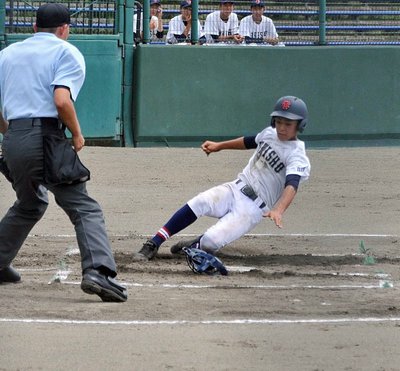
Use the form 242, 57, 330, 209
152, 204, 197, 246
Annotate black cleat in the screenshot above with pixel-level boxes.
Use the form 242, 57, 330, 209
81, 269, 127, 302
132, 239, 159, 261
0, 266, 21, 284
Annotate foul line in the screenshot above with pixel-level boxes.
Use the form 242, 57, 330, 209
1, 317, 400, 326
60, 281, 393, 290
27, 233, 400, 238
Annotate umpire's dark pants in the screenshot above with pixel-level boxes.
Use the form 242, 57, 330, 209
0, 120, 117, 276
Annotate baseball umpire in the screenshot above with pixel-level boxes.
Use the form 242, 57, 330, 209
133, 96, 311, 269
0, 3, 127, 302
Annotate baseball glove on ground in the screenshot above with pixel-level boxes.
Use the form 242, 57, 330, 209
182, 247, 228, 276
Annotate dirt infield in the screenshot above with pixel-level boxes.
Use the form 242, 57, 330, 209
1, 146, 400, 370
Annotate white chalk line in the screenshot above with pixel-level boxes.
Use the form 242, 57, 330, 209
245, 233, 400, 238
62, 250, 398, 259
20, 266, 393, 280
58, 280, 393, 290
17, 266, 395, 289
27, 233, 400, 238
1, 317, 400, 326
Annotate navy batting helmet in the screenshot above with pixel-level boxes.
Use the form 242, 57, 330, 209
270, 96, 308, 133
182, 247, 228, 276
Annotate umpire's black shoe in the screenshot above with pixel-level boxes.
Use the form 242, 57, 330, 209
0, 265, 21, 284
81, 269, 127, 302
132, 239, 159, 261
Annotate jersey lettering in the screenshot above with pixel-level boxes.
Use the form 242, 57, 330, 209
257, 141, 285, 173
275, 163, 285, 172
250, 31, 269, 39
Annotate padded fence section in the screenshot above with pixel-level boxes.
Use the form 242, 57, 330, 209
133, 44, 400, 146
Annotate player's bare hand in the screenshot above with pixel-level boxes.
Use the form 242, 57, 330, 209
265, 37, 279, 45
157, 7, 163, 18
72, 133, 85, 152
201, 141, 220, 155
264, 210, 283, 228
233, 34, 243, 43
150, 19, 157, 30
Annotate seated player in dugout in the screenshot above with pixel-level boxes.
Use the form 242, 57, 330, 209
166, 0, 206, 44
133, 96, 311, 262
134, 0, 164, 42
204, 0, 243, 44
238, 0, 279, 45
149, 0, 164, 40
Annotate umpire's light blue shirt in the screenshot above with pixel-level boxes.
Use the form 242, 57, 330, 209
0, 32, 85, 120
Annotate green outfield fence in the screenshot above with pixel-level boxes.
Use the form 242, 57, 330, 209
1, 1, 400, 147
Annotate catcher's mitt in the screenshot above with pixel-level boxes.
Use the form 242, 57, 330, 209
182, 247, 228, 276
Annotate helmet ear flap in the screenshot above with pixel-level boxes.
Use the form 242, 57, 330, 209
272, 117, 307, 133
298, 118, 307, 133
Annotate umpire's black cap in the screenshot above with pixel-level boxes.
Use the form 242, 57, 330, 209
36, 3, 71, 28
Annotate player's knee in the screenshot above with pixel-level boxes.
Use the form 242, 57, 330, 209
187, 197, 211, 217
200, 234, 224, 254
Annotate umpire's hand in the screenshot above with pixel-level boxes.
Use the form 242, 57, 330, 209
72, 133, 85, 152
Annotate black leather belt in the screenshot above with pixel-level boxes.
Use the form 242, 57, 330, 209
235, 179, 266, 209
8, 118, 64, 130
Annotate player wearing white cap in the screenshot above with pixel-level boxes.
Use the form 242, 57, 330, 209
134, 96, 311, 262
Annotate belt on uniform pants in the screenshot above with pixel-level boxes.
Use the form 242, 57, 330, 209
235, 179, 266, 209
8, 118, 64, 130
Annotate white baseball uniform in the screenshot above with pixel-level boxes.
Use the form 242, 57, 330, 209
187, 126, 310, 253
166, 15, 204, 44
134, 13, 160, 40
238, 15, 278, 42
204, 11, 239, 43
